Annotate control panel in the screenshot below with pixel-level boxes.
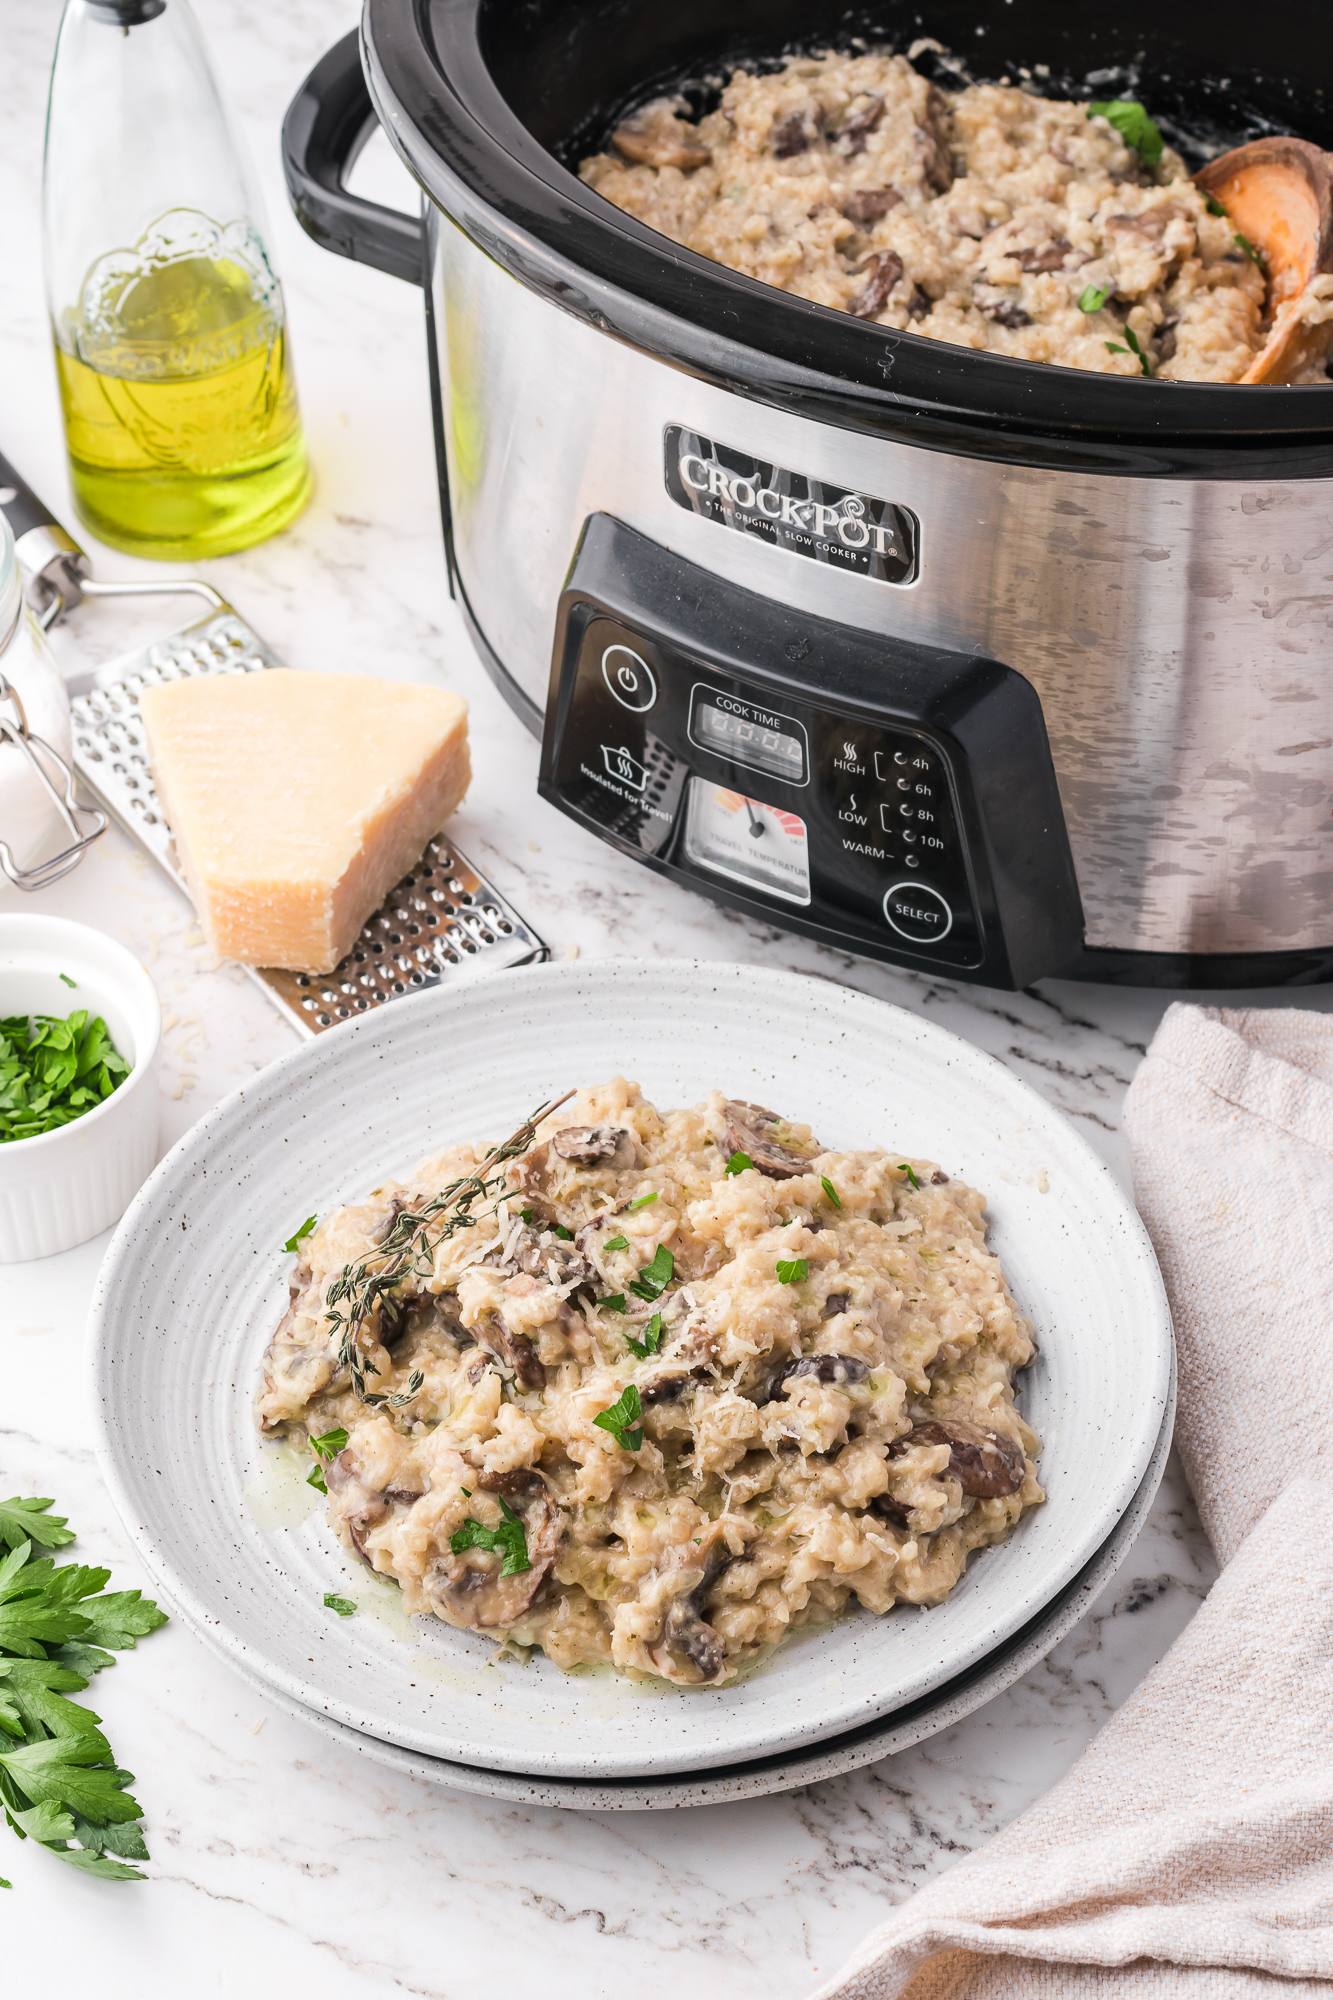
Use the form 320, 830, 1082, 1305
540, 516, 1083, 990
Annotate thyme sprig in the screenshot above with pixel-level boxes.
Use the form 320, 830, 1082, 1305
323, 1092, 574, 1403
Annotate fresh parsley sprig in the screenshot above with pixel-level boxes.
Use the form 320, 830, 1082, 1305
820, 1176, 842, 1209
628, 1244, 674, 1303
1078, 283, 1112, 314
628, 1191, 658, 1212
323, 1594, 356, 1616
625, 1312, 664, 1360
594, 1385, 643, 1452
0, 1497, 166, 1887
724, 1151, 753, 1175
776, 1257, 808, 1284
323, 1092, 573, 1404
284, 1215, 317, 1255
450, 1498, 531, 1575
305, 1427, 349, 1493
1088, 98, 1163, 165
602, 1235, 629, 1253
898, 1163, 922, 1191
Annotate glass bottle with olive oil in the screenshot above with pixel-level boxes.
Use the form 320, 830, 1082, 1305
43, 0, 310, 560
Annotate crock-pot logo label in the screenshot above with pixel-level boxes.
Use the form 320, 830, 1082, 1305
664, 428, 918, 586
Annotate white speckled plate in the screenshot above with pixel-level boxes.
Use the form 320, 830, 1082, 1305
207, 1363, 1176, 1809
92, 960, 1172, 1779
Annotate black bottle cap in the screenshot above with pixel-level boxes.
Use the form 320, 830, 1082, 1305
85, 0, 167, 22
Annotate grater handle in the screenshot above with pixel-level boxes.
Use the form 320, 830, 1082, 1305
0, 448, 91, 630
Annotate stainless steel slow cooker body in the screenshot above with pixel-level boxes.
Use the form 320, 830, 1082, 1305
284, 0, 1333, 990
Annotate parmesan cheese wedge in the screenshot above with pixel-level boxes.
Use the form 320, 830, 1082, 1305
139, 670, 470, 974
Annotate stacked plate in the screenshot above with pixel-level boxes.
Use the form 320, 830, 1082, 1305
92, 962, 1174, 1809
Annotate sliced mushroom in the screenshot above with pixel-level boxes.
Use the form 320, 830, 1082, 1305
611, 113, 711, 172
1195, 138, 1333, 383
474, 1311, 546, 1392
837, 95, 885, 157
772, 108, 821, 159
851, 249, 905, 318
842, 187, 902, 226
552, 1124, 640, 1170
888, 1419, 1025, 1498
1015, 236, 1075, 272
917, 87, 954, 195
981, 300, 1033, 329
659, 1530, 732, 1682
722, 1101, 821, 1178
370, 1195, 407, 1246
426, 1469, 563, 1630
777, 1353, 869, 1390
822, 1292, 850, 1320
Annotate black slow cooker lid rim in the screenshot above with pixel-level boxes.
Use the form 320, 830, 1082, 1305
366, 0, 1333, 459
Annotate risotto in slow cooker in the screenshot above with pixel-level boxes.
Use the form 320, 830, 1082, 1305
579, 50, 1333, 383
257, 1078, 1043, 1686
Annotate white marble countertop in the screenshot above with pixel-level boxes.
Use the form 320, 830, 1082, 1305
4, 1, 1326, 1991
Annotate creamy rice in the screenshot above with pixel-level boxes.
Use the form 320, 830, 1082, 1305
578, 51, 1330, 382
258, 1079, 1043, 1686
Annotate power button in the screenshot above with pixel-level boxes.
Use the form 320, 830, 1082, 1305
601, 644, 658, 713
882, 882, 954, 944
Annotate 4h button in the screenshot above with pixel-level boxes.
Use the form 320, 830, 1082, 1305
882, 881, 953, 944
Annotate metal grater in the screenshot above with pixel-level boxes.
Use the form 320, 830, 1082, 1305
68, 607, 548, 1038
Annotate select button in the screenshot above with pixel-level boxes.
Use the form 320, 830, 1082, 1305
883, 881, 953, 944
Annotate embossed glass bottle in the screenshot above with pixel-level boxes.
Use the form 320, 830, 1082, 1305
43, 0, 311, 559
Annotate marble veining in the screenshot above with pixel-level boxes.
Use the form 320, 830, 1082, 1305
0, 0, 1324, 1992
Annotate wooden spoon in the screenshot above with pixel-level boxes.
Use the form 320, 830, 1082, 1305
1195, 138, 1333, 384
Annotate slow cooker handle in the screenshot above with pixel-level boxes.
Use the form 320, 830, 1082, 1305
281, 29, 425, 287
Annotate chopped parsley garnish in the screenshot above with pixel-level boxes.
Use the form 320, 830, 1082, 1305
58, 974, 76, 989
1088, 98, 1163, 165
626, 1312, 664, 1359
1077, 283, 1112, 313
724, 1151, 753, 1175
519, 1208, 534, 1223
450, 1497, 531, 1575
0, 1492, 166, 1885
820, 1176, 842, 1209
1104, 325, 1151, 376
284, 1215, 317, 1254
306, 1427, 349, 1494
323, 1594, 356, 1616
602, 1234, 629, 1253
0, 1010, 130, 1144
593, 1384, 643, 1452
1205, 194, 1227, 217
898, 1163, 922, 1191
1234, 231, 1266, 271
628, 1243, 674, 1302
776, 1257, 809, 1284
600, 1293, 627, 1313
628, 1192, 658, 1211
551, 1223, 573, 1240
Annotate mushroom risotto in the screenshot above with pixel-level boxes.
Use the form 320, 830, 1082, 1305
258, 1079, 1043, 1686
579, 50, 1333, 383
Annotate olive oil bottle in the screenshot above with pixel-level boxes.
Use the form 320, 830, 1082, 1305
43, 0, 310, 560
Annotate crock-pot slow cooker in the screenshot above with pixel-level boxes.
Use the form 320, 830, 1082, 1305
283, 0, 1333, 991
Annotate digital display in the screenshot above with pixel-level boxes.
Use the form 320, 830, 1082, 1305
691, 695, 807, 783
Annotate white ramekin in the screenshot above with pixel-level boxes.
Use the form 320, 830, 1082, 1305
0, 914, 161, 1261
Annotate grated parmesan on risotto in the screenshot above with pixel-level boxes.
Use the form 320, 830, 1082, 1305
257, 1079, 1043, 1686
578, 50, 1333, 383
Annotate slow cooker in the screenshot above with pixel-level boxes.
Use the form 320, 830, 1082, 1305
282, 0, 1333, 991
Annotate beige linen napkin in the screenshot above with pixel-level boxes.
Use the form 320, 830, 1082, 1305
812, 1004, 1333, 1999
